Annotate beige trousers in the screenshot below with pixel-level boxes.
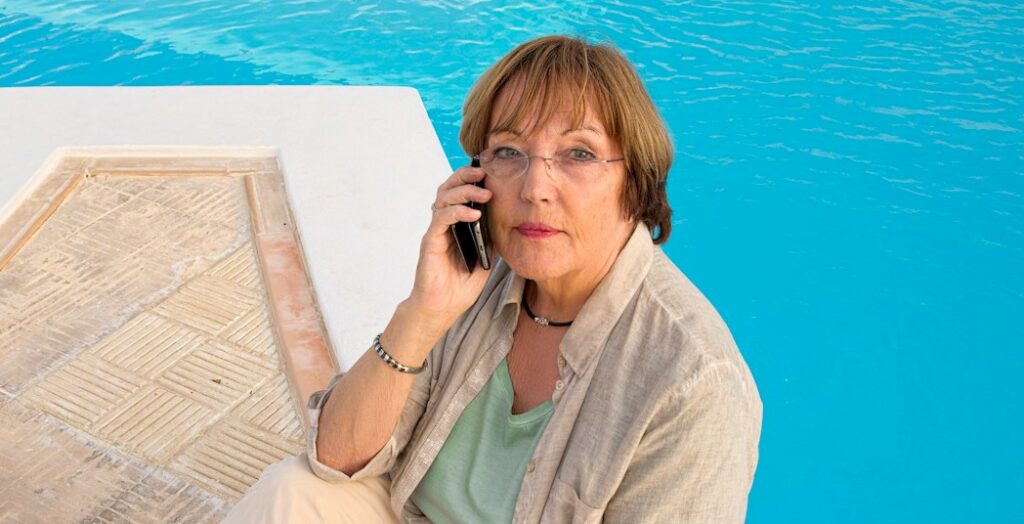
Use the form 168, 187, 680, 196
222, 453, 399, 524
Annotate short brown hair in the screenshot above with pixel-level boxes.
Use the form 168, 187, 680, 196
460, 35, 674, 244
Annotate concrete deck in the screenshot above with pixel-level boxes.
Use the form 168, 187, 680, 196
0, 148, 335, 522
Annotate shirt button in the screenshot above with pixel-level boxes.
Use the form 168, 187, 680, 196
527, 460, 536, 473
554, 380, 564, 391
557, 356, 566, 367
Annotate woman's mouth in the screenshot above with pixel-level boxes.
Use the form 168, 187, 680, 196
515, 222, 560, 239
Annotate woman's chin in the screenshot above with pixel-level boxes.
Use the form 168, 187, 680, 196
498, 248, 570, 282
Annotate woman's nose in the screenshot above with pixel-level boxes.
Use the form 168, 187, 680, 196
525, 155, 556, 179
519, 155, 558, 202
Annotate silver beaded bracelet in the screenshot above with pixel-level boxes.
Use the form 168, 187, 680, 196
373, 333, 427, 374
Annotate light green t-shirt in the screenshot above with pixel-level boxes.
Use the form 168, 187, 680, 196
409, 358, 554, 523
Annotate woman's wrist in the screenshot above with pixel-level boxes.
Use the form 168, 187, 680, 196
380, 299, 451, 364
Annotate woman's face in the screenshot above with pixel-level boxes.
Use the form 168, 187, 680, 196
484, 91, 635, 286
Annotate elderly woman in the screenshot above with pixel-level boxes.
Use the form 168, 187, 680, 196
227, 35, 761, 523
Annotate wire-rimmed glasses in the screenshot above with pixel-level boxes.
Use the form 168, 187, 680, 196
472, 146, 624, 182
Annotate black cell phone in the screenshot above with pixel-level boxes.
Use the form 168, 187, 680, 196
450, 158, 491, 272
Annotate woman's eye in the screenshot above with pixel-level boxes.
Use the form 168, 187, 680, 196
566, 148, 597, 161
493, 147, 524, 159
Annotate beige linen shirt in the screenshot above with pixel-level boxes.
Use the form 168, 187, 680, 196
306, 224, 763, 523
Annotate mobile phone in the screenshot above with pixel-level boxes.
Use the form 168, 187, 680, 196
450, 158, 491, 272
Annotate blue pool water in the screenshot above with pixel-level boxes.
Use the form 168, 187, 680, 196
2, 1, 1022, 521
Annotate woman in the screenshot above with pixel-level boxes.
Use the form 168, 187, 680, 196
227, 35, 762, 523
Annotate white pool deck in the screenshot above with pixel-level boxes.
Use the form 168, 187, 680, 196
0, 86, 452, 521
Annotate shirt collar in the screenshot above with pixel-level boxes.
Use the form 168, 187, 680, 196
492, 223, 655, 375
494, 262, 526, 319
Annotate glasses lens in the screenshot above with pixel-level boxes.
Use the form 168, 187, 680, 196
555, 151, 591, 180
482, 149, 527, 179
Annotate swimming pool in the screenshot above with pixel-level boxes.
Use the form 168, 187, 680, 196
2, 1, 1022, 522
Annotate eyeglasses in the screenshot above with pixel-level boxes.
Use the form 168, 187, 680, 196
472, 146, 624, 182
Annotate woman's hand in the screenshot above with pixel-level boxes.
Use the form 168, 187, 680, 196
403, 165, 493, 342
313, 166, 492, 476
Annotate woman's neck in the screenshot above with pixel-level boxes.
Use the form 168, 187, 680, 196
526, 229, 631, 323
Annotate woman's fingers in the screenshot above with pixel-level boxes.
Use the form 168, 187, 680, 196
421, 164, 491, 260
427, 204, 481, 235
433, 183, 491, 211
436, 166, 485, 193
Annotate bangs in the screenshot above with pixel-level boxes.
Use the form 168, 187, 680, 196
487, 44, 615, 140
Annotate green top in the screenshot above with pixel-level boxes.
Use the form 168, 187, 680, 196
410, 358, 554, 523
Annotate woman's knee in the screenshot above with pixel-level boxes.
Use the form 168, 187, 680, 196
255, 453, 328, 495
225, 453, 396, 524
224, 453, 329, 523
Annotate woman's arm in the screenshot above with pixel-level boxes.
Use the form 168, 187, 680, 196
603, 362, 763, 523
313, 300, 442, 476
311, 165, 493, 478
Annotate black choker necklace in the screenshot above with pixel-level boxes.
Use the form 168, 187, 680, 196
522, 289, 573, 327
